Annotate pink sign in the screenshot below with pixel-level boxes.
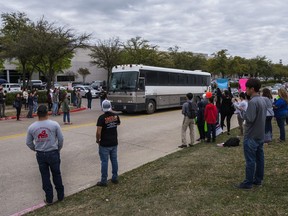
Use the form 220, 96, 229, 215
238, 78, 248, 93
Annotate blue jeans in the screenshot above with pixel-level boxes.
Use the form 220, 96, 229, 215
27, 105, 33, 117
63, 112, 70, 123
36, 150, 64, 203
33, 102, 38, 113
242, 138, 264, 186
52, 102, 58, 116
98, 145, 118, 183
276, 116, 286, 141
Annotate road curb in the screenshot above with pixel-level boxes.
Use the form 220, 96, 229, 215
0, 107, 87, 121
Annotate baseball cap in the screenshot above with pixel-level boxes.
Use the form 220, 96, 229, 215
206, 92, 212, 99
102, 100, 112, 112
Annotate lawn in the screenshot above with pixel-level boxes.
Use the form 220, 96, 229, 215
27, 121, 288, 216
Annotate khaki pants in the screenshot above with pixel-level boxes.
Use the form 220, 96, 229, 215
237, 114, 244, 135
181, 116, 195, 145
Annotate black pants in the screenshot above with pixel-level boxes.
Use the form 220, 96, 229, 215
220, 113, 233, 132
48, 102, 53, 111
197, 122, 206, 139
16, 107, 21, 120
206, 123, 216, 141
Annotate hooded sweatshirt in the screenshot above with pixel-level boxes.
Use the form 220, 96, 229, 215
204, 103, 218, 124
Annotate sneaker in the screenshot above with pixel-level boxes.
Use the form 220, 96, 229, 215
253, 181, 262, 187
188, 144, 194, 147
234, 183, 252, 190
277, 139, 285, 143
111, 179, 119, 184
178, 145, 188, 148
96, 181, 107, 187
44, 200, 53, 206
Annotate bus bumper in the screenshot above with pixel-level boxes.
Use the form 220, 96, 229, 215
111, 103, 146, 112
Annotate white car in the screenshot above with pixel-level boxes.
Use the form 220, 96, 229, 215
54, 83, 66, 90
74, 85, 100, 98
271, 85, 282, 94
2, 83, 21, 92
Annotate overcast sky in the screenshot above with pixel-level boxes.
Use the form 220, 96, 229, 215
1, 0, 288, 64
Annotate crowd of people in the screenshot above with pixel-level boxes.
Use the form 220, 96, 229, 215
0, 83, 108, 126
181, 78, 288, 190
181, 82, 288, 147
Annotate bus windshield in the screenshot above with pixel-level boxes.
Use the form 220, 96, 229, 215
109, 71, 138, 91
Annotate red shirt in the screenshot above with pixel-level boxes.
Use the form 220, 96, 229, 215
204, 103, 218, 124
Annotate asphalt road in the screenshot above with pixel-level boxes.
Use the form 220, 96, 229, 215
0, 99, 238, 216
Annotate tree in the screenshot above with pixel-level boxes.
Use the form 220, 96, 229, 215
208, 49, 229, 77
121, 36, 159, 65
77, 67, 90, 82
89, 37, 122, 85
167, 46, 208, 71
30, 18, 90, 89
272, 64, 288, 81
0, 12, 34, 86
0, 58, 4, 70
227, 56, 249, 77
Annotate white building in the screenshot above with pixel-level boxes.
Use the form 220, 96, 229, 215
0, 48, 108, 84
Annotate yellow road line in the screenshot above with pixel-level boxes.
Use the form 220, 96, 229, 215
0, 122, 96, 141
0, 133, 27, 141
0, 110, 179, 141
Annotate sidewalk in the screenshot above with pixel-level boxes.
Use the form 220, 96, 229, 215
0, 104, 87, 121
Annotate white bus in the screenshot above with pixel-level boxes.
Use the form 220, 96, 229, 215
108, 64, 211, 114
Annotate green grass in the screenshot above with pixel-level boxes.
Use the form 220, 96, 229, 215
27, 122, 288, 216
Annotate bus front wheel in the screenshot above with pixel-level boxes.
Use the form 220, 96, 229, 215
146, 100, 156, 114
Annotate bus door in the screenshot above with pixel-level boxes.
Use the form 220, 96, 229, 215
136, 77, 145, 104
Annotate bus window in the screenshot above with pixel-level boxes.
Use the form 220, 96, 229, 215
145, 70, 158, 85
138, 78, 145, 91
159, 72, 169, 85
178, 74, 188, 85
169, 73, 178, 85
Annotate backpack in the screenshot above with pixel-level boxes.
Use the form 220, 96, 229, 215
223, 137, 240, 147
187, 101, 197, 119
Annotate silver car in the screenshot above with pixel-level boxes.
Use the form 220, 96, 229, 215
74, 85, 100, 98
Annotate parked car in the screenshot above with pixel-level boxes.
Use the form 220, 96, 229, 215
54, 83, 66, 90
91, 80, 104, 90
20, 80, 45, 90
271, 84, 283, 94
0, 78, 7, 85
74, 85, 100, 98
29, 80, 45, 90
2, 83, 21, 92
72, 82, 91, 87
